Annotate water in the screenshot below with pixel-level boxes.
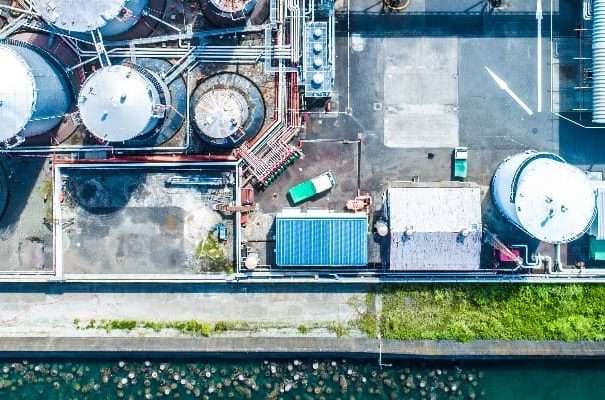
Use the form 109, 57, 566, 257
0, 357, 602, 399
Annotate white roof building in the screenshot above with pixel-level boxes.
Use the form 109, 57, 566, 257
386, 182, 482, 271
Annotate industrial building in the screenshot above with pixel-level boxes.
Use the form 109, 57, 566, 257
274, 210, 368, 267
2, 0, 605, 282
384, 182, 482, 272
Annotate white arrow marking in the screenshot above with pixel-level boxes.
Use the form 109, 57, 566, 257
485, 66, 534, 116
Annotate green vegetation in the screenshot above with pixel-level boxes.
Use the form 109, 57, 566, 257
39, 178, 53, 224
356, 285, 605, 342
76, 319, 353, 337
102, 320, 137, 331
39, 178, 53, 202
213, 320, 252, 333
78, 320, 214, 337
349, 293, 377, 339
326, 322, 350, 338
195, 234, 233, 274
297, 324, 310, 335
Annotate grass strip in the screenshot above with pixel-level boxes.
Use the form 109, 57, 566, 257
356, 285, 605, 342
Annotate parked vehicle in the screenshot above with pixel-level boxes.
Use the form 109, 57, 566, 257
287, 171, 336, 205
453, 147, 468, 180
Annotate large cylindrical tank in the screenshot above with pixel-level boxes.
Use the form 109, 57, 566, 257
200, 0, 256, 27
32, 0, 149, 37
77, 63, 170, 143
491, 151, 596, 243
0, 41, 72, 143
191, 73, 265, 148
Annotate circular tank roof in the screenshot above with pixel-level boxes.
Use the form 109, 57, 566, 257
78, 65, 159, 142
514, 158, 596, 243
32, 0, 128, 32
194, 88, 250, 139
209, 0, 250, 13
0, 46, 36, 142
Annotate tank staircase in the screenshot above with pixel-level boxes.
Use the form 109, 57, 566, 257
90, 29, 111, 67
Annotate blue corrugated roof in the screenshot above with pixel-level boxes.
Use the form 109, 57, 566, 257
275, 215, 368, 266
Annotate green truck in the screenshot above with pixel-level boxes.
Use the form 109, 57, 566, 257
287, 171, 336, 205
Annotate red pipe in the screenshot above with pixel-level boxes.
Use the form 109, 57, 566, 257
54, 154, 237, 164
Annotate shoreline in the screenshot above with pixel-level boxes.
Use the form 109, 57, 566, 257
1, 337, 605, 359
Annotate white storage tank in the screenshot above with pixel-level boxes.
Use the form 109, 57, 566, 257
77, 63, 170, 143
32, 0, 149, 37
491, 151, 596, 243
191, 72, 265, 148
200, 0, 256, 27
0, 41, 72, 144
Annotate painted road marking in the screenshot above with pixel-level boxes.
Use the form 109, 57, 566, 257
485, 66, 534, 116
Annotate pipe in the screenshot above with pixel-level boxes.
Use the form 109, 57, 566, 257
3, 0, 297, 163
0, 3, 37, 16
510, 244, 541, 267
142, 9, 181, 33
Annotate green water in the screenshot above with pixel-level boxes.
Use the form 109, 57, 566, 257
0, 358, 602, 399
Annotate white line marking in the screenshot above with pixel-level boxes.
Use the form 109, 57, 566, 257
536, 0, 543, 112
485, 66, 534, 116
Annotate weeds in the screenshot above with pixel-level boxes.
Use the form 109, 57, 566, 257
356, 285, 605, 342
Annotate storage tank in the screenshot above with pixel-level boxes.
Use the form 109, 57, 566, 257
32, 0, 149, 37
491, 151, 596, 243
200, 0, 256, 27
77, 63, 170, 143
191, 73, 265, 148
0, 41, 72, 144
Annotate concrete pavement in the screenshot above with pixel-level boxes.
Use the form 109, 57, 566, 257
0, 285, 365, 336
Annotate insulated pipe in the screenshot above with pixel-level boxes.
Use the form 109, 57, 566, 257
593, 0, 605, 123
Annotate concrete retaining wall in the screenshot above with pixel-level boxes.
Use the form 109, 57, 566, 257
1, 337, 605, 359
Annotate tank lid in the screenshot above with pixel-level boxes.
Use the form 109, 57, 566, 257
78, 65, 159, 142
514, 158, 596, 243
209, 0, 250, 13
194, 88, 250, 139
32, 0, 128, 32
0, 46, 36, 142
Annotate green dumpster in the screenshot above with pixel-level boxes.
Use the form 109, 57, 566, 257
453, 147, 468, 179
